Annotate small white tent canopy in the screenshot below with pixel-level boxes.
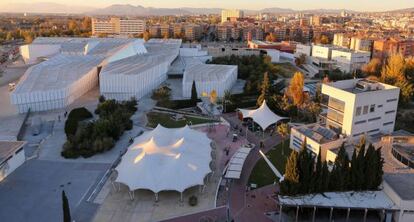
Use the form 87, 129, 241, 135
115, 124, 212, 199
238, 100, 287, 131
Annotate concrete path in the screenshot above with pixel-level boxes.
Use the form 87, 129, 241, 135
223, 113, 282, 222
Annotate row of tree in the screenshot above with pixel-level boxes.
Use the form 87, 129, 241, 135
280, 137, 384, 196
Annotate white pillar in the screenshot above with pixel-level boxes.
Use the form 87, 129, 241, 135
279, 205, 283, 222
363, 208, 368, 222
295, 205, 299, 222
312, 206, 316, 222
346, 208, 350, 222
155, 193, 159, 202
329, 207, 333, 222
180, 192, 183, 202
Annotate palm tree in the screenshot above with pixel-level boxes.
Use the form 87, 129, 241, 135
223, 90, 232, 113
276, 123, 289, 156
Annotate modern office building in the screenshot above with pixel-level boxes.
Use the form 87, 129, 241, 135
321, 79, 400, 137
182, 64, 237, 98
350, 37, 373, 52
184, 24, 202, 42
92, 18, 145, 36
221, 9, 244, 23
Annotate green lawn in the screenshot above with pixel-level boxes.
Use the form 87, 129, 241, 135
248, 140, 292, 188
146, 112, 218, 128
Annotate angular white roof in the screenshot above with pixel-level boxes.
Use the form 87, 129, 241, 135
239, 100, 287, 130
183, 64, 237, 83
115, 125, 212, 193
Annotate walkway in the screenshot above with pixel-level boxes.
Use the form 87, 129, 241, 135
223, 113, 282, 222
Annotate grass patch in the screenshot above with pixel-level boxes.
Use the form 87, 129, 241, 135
146, 112, 217, 128
248, 140, 292, 188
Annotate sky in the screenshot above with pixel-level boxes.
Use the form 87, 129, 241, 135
2, 0, 414, 11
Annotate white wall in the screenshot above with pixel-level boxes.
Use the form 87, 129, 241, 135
312, 45, 332, 60
331, 50, 371, 73
264, 49, 280, 63
295, 44, 312, 57
179, 47, 208, 57
20, 44, 61, 64
0, 147, 25, 182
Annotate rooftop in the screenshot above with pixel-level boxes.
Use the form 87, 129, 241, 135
0, 141, 26, 165
324, 78, 398, 94
295, 123, 339, 144
183, 64, 237, 83
384, 173, 414, 200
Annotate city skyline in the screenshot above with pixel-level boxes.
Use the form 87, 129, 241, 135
1, 0, 414, 12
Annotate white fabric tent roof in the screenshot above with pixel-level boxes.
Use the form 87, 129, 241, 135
238, 100, 287, 131
115, 125, 212, 193
224, 147, 252, 179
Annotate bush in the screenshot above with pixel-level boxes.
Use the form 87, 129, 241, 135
64, 107, 93, 136
188, 195, 198, 206
156, 99, 201, 109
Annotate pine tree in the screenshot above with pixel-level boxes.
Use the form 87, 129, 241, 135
280, 150, 300, 195
373, 147, 385, 189
364, 143, 377, 190
191, 81, 198, 104
62, 190, 71, 222
355, 138, 366, 190
311, 147, 323, 193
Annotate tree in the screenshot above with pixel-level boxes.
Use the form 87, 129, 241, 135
287, 72, 306, 107
362, 58, 382, 77
62, 190, 71, 222
257, 72, 270, 106
329, 143, 350, 191
209, 90, 217, 104
297, 139, 314, 194
191, 81, 198, 104
320, 161, 330, 192
276, 123, 289, 155
265, 33, 277, 42
311, 148, 323, 193
223, 90, 232, 113
280, 150, 300, 195
364, 144, 384, 190
355, 137, 366, 190
295, 54, 307, 66
81, 17, 91, 31
143, 31, 150, 41
68, 20, 78, 31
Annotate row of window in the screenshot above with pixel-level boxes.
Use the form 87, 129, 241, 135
355, 104, 375, 116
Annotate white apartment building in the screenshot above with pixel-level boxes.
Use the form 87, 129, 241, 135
92, 18, 145, 36
331, 49, 371, 73
333, 33, 351, 48
221, 9, 244, 23
321, 79, 400, 138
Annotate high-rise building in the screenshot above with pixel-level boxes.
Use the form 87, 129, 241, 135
160, 24, 171, 38
373, 38, 414, 61
333, 33, 351, 48
92, 18, 145, 36
217, 25, 231, 41
349, 37, 373, 52
221, 9, 244, 23
173, 23, 184, 38
149, 25, 161, 38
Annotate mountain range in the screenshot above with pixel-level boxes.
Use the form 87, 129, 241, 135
0, 2, 412, 15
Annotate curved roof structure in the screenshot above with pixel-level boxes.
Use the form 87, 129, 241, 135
239, 100, 287, 131
115, 125, 212, 193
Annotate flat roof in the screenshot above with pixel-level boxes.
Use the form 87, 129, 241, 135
295, 123, 339, 144
325, 78, 398, 94
0, 141, 26, 165
384, 173, 414, 200
279, 191, 396, 210
183, 64, 237, 83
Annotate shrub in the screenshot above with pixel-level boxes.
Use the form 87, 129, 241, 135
188, 195, 198, 206
64, 107, 93, 136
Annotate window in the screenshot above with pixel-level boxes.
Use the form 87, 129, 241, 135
383, 121, 394, 126
15, 147, 23, 154
368, 117, 381, 122
387, 98, 398, 102
356, 107, 362, 116
378, 104, 383, 108
370, 104, 375, 113
363, 105, 369, 115
368, 129, 380, 133
385, 110, 395, 114
355, 120, 366, 125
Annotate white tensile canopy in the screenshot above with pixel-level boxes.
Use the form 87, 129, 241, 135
115, 124, 212, 194
238, 100, 287, 131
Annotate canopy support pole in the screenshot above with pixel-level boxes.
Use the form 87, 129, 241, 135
329, 207, 333, 222
180, 192, 183, 202
295, 205, 299, 222
128, 191, 134, 201
118, 182, 121, 192
111, 181, 116, 191
312, 206, 316, 222
363, 208, 368, 222
279, 204, 283, 222
346, 208, 350, 222
155, 193, 159, 202
202, 185, 206, 193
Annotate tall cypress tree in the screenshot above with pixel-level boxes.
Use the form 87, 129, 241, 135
355, 137, 366, 190
311, 148, 323, 193
364, 143, 377, 190
349, 149, 358, 190
298, 139, 314, 194
373, 147, 385, 189
62, 190, 71, 222
280, 150, 300, 195
191, 80, 198, 104
321, 161, 330, 192
330, 143, 350, 191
